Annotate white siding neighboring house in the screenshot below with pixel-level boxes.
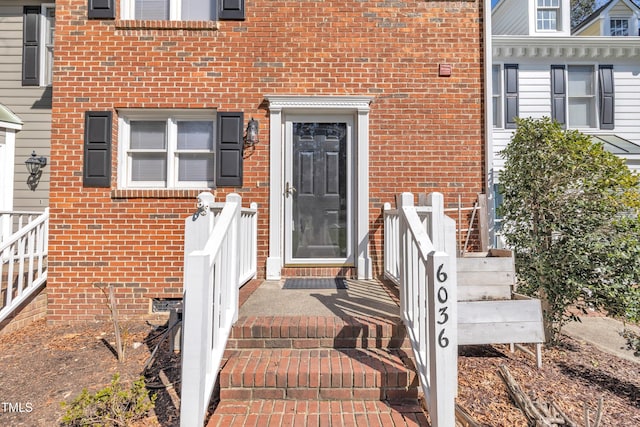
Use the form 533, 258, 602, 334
0, 2, 53, 215
489, 0, 640, 243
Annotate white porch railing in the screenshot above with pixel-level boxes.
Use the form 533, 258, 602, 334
0, 209, 49, 324
180, 193, 257, 427
383, 193, 457, 427
207, 200, 258, 287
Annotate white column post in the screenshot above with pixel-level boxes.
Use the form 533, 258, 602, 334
356, 107, 371, 279
267, 107, 283, 279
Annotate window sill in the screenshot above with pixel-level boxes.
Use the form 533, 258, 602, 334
115, 20, 219, 31
111, 188, 213, 199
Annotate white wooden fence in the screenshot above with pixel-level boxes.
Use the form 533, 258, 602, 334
383, 193, 457, 427
180, 193, 257, 427
0, 209, 49, 324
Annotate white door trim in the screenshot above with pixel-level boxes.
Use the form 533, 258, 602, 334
265, 96, 373, 280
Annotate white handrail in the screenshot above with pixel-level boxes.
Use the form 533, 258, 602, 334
384, 193, 457, 426
180, 193, 257, 427
0, 209, 49, 324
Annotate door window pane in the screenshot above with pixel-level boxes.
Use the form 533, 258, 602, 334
291, 123, 347, 259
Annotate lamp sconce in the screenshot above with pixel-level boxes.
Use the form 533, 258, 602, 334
25, 150, 47, 176
244, 118, 259, 148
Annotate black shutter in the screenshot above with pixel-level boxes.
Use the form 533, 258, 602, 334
22, 6, 40, 86
219, 0, 245, 20
216, 112, 244, 187
504, 64, 519, 129
88, 0, 116, 19
550, 65, 566, 127
84, 111, 112, 188
599, 65, 615, 130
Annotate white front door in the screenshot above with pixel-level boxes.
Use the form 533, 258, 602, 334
284, 115, 354, 265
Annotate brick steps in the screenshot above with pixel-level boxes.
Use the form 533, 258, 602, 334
220, 348, 418, 401
207, 399, 428, 427
227, 315, 410, 350
209, 314, 425, 426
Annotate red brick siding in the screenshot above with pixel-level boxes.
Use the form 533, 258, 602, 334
48, 0, 485, 322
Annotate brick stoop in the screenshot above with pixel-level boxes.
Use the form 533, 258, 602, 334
206, 314, 427, 426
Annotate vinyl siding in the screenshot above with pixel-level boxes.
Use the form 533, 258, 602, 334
492, 0, 530, 35
492, 61, 640, 176
610, 2, 633, 15
0, 3, 51, 212
577, 21, 601, 36
610, 63, 640, 144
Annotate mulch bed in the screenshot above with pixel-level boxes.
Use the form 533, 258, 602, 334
0, 314, 638, 426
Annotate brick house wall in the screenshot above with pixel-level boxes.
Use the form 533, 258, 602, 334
48, 0, 485, 322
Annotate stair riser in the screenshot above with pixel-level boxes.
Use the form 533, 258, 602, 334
227, 337, 411, 350
220, 387, 419, 402
219, 348, 418, 402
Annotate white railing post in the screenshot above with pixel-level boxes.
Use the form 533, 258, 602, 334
397, 192, 414, 325
181, 199, 216, 427
226, 193, 241, 325
384, 192, 457, 427
180, 193, 257, 426
427, 250, 457, 425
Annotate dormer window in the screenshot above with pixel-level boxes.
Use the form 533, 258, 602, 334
610, 19, 629, 36
537, 0, 560, 31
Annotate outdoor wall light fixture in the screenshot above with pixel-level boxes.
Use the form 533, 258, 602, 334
25, 150, 47, 176
244, 118, 259, 147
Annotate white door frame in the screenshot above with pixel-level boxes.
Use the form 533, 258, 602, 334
265, 96, 373, 280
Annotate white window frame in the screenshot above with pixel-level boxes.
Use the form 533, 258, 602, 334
40, 4, 55, 87
117, 109, 216, 189
610, 18, 629, 36
492, 64, 503, 128
536, 0, 560, 31
121, 0, 215, 20
566, 65, 597, 129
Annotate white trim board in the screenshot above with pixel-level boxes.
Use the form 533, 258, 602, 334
264, 95, 373, 280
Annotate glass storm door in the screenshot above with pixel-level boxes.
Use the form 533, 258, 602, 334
284, 118, 353, 264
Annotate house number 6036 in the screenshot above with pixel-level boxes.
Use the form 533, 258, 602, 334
436, 263, 450, 348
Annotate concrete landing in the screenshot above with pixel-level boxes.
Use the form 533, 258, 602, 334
239, 279, 401, 321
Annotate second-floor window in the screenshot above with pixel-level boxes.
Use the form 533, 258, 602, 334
537, 0, 559, 31
22, 4, 55, 87
122, 0, 216, 20
568, 65, 595, 128
550, 64, 614, 130
610, 19, 629, 36
492, 65, 502, 128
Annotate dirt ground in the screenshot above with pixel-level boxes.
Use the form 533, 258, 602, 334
0, 317, 638, 426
